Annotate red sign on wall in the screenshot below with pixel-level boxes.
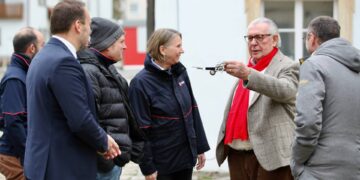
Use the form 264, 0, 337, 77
123, 27, 146, 65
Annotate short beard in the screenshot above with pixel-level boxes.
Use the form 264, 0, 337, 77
78, 41, 88, 51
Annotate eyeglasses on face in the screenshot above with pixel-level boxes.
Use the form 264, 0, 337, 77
244, 34, 272, 42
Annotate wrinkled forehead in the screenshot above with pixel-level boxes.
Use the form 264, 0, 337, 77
247, 22, 270, 35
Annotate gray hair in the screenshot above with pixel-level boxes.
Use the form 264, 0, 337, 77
248, 17, 282, 47
308, 16, 340, 45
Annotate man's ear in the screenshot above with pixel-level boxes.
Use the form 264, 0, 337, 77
272, 34, 279, 47
30, 43, 36, 53
309, 33, 318, 47
74, 19, 82, 33
26, 43, 35, 54
25, 43, 36, 58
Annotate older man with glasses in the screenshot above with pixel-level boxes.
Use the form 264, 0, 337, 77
216, 17, 299, 180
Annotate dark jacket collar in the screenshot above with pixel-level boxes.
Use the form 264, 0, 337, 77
144, 53, 186, 77
77, 49, 113, 77
10, 53, 31, 71
89, 48, 116, 67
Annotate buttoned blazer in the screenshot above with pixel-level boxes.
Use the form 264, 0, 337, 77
25, 38, 108, 180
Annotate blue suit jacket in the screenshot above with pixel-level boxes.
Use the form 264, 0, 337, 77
25, 38, 108, 180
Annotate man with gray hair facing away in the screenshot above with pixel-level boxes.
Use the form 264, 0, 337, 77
216, 17, 299, 180
291, 16, 360, 180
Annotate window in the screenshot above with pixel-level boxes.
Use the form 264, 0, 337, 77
263, 0, 334, 60
130, 3, 139, 14
0, 1, 23, 19
38, 0, 46, 6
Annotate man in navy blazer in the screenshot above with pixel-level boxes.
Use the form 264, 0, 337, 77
24, 1, 120, 180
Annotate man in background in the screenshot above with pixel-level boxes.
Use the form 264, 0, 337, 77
291, 16, 360, 180
0, 27, 44, 180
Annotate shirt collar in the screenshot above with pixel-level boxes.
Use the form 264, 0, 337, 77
151, 58, 172, 74
52, 35, 77, 59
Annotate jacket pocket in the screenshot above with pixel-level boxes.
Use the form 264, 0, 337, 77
290, 159, 304, 179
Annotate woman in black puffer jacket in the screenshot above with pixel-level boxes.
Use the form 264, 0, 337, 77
77, 17, 144, 180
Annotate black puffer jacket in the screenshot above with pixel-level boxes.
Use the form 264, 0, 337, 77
78, 49, 144, 173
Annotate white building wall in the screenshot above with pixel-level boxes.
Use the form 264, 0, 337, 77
0, 0, 26, 56
87, 0, 113, 19
0, 0, 114, 57
28, 1, 47, 28
46, 0, 59, 7
46, 0, 113, 18
124, 0, 146, 21
0, 21, 26, 56
155, 0, 179, 29
156, 0, 247, 172
353, 0, 360, 49
28, 0, 50, 40
0, 0, 49, 57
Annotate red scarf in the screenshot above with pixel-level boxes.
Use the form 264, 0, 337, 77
224, 47, 278, 144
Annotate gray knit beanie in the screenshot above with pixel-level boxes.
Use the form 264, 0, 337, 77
90, 17, 124, 51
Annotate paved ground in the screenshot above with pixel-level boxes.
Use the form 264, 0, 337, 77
121, 162, 230, 180
0, 162, 229, 180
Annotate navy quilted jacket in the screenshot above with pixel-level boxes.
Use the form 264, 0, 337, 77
0, 53, 30, 165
